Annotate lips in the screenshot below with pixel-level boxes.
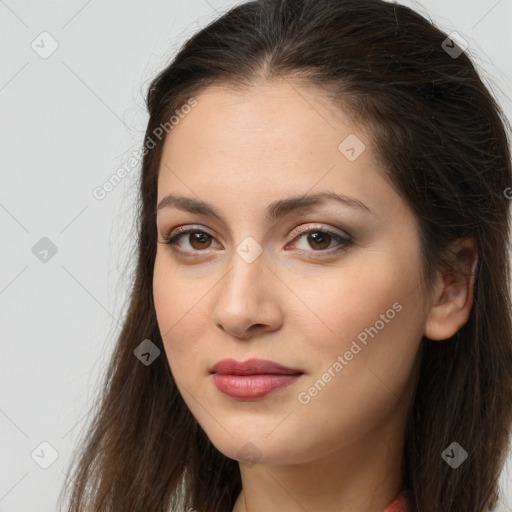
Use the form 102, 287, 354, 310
210, 358, 303, 376
210, 358, 304, 400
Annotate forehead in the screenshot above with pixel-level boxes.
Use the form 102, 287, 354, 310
156, 80, 402, 222
163, 80, 358, 153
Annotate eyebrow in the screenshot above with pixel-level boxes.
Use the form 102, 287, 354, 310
156, 191, 374, 221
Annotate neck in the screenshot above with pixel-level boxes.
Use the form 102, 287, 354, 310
232, 403, 408, 512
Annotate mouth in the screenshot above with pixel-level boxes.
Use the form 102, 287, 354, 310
209, 357, 304, 376
209, 358, 304, 400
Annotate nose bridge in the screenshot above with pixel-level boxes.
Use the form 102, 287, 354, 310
211, 234, 281, 337
221, 235, 267, 300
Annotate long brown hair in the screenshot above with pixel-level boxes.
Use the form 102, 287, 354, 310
59, 1, 512, 510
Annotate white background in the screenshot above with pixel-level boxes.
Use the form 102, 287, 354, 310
1, 0, 511, 510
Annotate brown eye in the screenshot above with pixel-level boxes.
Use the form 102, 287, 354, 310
187, 232, 213, 250
291, 227, 353, 254
166, 230, 217, 251
305, 232, 332, 250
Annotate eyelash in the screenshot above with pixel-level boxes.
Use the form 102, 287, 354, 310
158, 225, 353, 259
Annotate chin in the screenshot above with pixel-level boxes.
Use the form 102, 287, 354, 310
201, 423, 314, 466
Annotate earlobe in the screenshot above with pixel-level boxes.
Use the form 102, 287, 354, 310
424, 238, 478, 341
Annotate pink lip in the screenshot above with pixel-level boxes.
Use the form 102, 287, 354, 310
210, 358, 304, 400
210, 358, 303, 375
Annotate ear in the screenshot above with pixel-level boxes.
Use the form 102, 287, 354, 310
424, 237, 478, 341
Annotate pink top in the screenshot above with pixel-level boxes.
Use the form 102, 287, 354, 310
382, 492, 409, 512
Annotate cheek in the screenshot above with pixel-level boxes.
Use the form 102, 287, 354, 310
153, 256, 200, 364
294, 251, 424, 410
153, 256, 177, 338
153, 254, 220, 388
296, 253, 414, 354
290, 276, 422, 460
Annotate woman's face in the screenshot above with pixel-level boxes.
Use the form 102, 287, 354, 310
153, 80, 428, 465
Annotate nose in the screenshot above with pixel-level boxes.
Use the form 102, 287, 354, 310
211, 247, 284, 340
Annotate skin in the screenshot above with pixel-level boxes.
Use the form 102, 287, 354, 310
153, 79, 477, 512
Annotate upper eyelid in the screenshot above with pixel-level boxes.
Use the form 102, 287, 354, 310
163, 224, 352, 251
165, 223, 350, 240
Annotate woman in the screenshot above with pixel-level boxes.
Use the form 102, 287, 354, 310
60, 1, 512, 511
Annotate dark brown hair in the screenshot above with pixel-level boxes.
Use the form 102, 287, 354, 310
59, 1, 512, 511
